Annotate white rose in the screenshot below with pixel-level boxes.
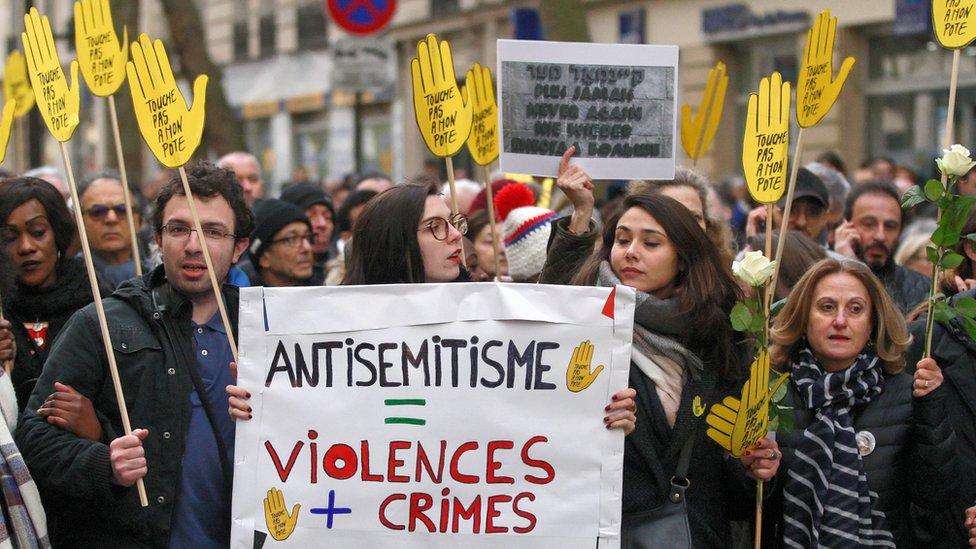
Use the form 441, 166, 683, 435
936, 144, 976, 178
732, 250, 777, 287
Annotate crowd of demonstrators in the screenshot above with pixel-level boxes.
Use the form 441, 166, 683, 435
1, 140, 976, 547
15, 163, 252, 547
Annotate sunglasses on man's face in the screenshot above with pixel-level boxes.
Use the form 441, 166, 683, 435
84, 203, 128, 221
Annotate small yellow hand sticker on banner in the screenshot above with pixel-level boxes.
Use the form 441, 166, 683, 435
264, 488, 300, 541
410, 34, 472, 157
680, 61, 727, 161
0, 102, 16, 165
21, 7, 80, 142
705, 350, 789, 458
75, 0, 128, 97
126, 34, 208, 168
797, 9, 855, 128
464, 63, 498, 166
3, 51, 35, 118
742, 72, 791, 204
933, 0, 976, 49
566, 340, 604, 393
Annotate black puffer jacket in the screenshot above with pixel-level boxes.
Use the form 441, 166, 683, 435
15, 265, 238, 548
762, 367, 957, 548
906, 290, 976, 548
878, 260, 930, 315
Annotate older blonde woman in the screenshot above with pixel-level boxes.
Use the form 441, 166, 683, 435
763, 258, 957, 547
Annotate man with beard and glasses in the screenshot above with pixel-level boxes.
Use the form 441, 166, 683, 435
834, 181, 929, 314
16, 162, 253, 547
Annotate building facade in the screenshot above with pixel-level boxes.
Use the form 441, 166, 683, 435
0, 0, 965, 192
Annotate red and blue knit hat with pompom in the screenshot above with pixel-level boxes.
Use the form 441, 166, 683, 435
493, 183, 556, 281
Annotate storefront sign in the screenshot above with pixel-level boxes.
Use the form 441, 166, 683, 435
702, 4, 810, 42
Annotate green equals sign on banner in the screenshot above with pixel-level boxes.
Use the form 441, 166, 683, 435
384, 399, 427, 426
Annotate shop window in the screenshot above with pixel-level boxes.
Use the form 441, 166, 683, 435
233, 19, 249, 60
259, 12, 276, 57
431, 0, 459, 17
297, 3, 328, 50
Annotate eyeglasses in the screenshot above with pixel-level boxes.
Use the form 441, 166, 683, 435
84, 203, 128, 220
269, 232, 316, 248
419, 213, 468, 241
161, 223, 237, 242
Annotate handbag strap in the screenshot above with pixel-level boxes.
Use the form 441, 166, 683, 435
668, 433, 695, 504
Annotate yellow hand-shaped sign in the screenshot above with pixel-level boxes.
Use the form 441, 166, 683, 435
21, 7, 80, 142
464, 63, 498, 166
566, 340, 604, 393
705, 350, 789, 458
126, 34, 207, 168
411, 34, 472, 157
797, 9, 855, 128
0, 102, 16, 165
680, 61, 727, 161
933, 0, 976, 49
264, 487, 300, 541
75, 0, 128, 97
3, 51, 35, 118
742, 72, 791, 205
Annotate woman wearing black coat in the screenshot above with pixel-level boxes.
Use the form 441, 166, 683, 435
0, 177, 100, 412
540, 149, 777, 548
764, 258, 956, 548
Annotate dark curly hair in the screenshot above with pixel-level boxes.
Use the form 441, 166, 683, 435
152, 161, 255, 238
0, 176, 76, 257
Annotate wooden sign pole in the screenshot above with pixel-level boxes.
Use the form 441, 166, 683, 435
59, 141, 148, 507
107, 95, 142, 276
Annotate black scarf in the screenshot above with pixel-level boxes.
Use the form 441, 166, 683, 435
782, 347, 895, 548
3, 257, 95, 411
4, 257, 95, 322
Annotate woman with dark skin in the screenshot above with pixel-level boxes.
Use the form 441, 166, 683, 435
0, 178, 103, 440
227, 182, 637, 432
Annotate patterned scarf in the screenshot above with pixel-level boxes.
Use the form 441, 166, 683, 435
0, 368, 49, 548
782, 347, 894, 548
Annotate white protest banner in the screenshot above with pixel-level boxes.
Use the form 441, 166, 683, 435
497, 39, 677, 180
231, 283, 635, 548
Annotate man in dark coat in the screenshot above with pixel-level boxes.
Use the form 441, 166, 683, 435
16, 163, 254, 548
833, 181, 929, 314
907, 289, 976, 548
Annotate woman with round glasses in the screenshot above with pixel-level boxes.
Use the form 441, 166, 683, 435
342, 182, 469, 284
0, 177, 103, 419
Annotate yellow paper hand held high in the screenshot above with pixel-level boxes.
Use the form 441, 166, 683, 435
126, 34, 207, 168
742, 72, 791, 205
933, 0, 976, 49
75, 0, 128, 96
680, 61, 727, 161
706, 350, 788, 458
464, 63, 499, 166
411, 34, 472, 157
796, 9, 855, 128
566, 340, 604, 393
21, 7, 80, 142
263, 488, 300, 541
3, 51, 35, 118
0, 102, 16, 165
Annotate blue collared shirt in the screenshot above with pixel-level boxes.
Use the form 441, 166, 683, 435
168, 312, 236, 548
